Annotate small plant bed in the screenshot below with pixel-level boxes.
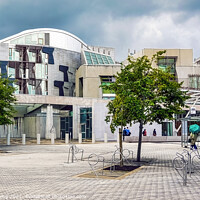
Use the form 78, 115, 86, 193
74, 165, 143, 180
104, 165, 140, 171
0, 150, 10, 153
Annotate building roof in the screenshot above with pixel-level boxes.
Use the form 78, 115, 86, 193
83, 50, 115, 65
0, 28, 89, 51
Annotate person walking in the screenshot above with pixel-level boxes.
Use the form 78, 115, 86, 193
123, 127, 127, 141
142, 129, 147, 136
189, 132, 198, 149
126, 127, 131, 136
153, 129, 156, 136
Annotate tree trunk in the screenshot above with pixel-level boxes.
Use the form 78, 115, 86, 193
119, 127, 123, 167
137, 121, 143, 162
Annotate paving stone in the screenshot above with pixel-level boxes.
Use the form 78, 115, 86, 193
0, 142, 199, 199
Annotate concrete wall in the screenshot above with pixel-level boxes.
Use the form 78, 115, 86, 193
76, 64, 121, 98
0, 43, 9, 61
126, 48, 194, 88
23, 115, 60, 139
48, 48, 81, 96
125, 136, 181, 142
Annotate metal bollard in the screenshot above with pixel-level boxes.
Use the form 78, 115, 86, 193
104, 133, 108, 143
79, 133, 82, 144
22, 134, 26, 145
37, 134, 40, 144
51, 133, 54, 144
7, 133, 10, 146
92, 133, 95, 144
65, 133, 69, 144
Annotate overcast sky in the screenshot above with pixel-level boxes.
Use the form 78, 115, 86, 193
0, 0, 200, 61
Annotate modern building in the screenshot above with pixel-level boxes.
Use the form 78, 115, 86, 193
0, 28, 120, 141
0, 29, 199, 141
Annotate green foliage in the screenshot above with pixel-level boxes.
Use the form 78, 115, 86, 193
0, 74, 17, 125
101, 51, 189, 133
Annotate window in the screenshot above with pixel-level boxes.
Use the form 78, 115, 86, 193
84, 51, 114, 65
45, 64, 48, 75
80, 107, 92, 139
162, 122, 173, 136
9, 48, 12, 56
45, 80, 48, 91
189, 75, 200, 89
100, 76, 115, 95
38, 38, 43, 45
158, 57, 176, 74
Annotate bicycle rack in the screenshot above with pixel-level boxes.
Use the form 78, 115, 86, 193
173, 152, 188, 186
88, 153, 105, 177
173, 148, 200, 186
67, 143, 84, 163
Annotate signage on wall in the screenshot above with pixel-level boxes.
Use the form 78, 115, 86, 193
190, 107, 196, 115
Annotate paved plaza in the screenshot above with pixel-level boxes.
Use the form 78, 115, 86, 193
0, 141, 200, 200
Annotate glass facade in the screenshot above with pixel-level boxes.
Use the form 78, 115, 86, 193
80, 108, 92, 139
84, 51, 114, 65
162, 122, 173, 136
10, 33, 45, 46
158, 57, 176, 74
101, 76, 115, 100
60, 111, 73, 140
189, 75, 200, 89
7, 44, 48, 95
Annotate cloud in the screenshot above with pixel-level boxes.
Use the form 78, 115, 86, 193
100, 11, 200, 61
0, 0, 200, 61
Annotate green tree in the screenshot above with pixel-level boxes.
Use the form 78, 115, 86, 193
101, 51, 189, 162
0, 74, 16, 125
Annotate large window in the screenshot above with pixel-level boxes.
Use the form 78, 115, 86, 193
162, 122, 173, 136
189, 75, 200, 89
158, 57, 176, 74
100, 76, 115, 99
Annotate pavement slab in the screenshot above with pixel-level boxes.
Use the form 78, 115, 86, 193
0, 142, 200, 200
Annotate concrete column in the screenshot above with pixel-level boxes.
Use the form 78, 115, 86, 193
104, 132, 108, 143
79, 133, 82, 144
21, 117, 24, 135
22, 134, 26, 145
73, 105, 79, 139
51, 133, 54, 144
45, 105, 53, 139
92, 100, 95, 143
65, 133, 69, 144
37, 134, 40, 144
92, 133, 95, 143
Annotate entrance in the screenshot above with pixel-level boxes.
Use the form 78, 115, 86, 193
60, 111, 73, 140
80, 107, 92, 140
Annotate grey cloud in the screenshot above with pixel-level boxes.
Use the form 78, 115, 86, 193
0, 0, 200, 61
